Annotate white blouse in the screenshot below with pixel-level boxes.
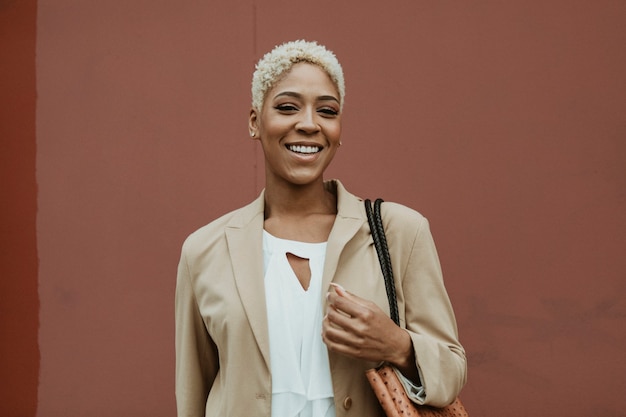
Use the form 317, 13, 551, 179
263, 231, 336, 417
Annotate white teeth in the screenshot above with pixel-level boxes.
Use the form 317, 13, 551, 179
288, 145, 320, 154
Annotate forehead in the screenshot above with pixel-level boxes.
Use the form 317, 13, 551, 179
267, 62, 339, 99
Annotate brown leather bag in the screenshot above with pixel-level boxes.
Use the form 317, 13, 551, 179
364, 199, 468, 417
366, 365, 468, 417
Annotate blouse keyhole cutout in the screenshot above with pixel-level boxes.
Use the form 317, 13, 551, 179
286, 252, 311, 291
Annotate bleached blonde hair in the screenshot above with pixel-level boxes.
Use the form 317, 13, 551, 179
251, 40, 345, 112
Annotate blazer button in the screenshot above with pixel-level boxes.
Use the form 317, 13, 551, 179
342, 396, 352, 410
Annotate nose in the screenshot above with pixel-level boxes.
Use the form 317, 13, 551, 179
295, 107, 320, 135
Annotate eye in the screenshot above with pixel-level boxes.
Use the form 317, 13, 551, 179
274, 104, 298, 112
318, 107, 339, 117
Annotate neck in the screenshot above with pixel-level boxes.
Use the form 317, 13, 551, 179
263, 179, 336, 219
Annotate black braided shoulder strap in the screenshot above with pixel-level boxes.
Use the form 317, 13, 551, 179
364, 198, 400, 326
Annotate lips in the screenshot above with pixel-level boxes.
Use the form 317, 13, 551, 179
286, 144, 322, 154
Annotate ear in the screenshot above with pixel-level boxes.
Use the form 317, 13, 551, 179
248, 108, 259, 140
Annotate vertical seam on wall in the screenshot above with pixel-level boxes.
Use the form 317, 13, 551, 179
251, 1, 260, 194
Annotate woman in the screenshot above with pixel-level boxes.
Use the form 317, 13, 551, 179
175, 40, 466, 417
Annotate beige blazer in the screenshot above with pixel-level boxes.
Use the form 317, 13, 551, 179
175, 180, 466, 417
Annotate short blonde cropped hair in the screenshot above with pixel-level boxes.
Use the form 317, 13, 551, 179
251, 40, 345, 112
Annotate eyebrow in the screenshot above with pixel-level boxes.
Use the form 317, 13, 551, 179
274, 91, 340, 104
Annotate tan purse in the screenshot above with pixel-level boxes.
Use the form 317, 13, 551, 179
364, 199, 468, 417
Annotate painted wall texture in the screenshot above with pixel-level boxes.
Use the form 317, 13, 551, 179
1, 0, 38, 416
1, 1, 625, 416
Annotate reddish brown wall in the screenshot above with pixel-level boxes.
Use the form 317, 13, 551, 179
0, 0, 39, 416
2, 1, 626, 416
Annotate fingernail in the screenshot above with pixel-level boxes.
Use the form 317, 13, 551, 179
330, 282, 347, 296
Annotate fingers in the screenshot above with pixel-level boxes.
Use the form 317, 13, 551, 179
328, 283, 372, 312
323, 283, 415, 366
323, 283, 389, 360
325, 299, 360, 334
324, 284, 366, 344
322, 307, 366, 358
329, 282, 347, 296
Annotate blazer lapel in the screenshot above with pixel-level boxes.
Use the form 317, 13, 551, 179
224, 181, 367, 371
225, 193, 271, 370
321, 181, 367, 300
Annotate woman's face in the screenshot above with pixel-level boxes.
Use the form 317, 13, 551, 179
249, 62, 342, 188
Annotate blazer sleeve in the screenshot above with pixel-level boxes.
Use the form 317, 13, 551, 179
175, 244, 219, 417
395, 212, 467, 407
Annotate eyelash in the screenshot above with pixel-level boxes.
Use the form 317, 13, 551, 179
275, 104, 298, 112
319, 109, 338, 117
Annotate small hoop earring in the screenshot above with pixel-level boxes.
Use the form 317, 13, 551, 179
250, 132, 256, 138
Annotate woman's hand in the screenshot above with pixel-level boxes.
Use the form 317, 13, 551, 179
322, 283, 419, 380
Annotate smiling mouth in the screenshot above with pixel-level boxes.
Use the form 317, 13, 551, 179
286, 144, 322, 154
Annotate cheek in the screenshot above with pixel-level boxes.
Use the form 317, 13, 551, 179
324, 120, 342, 142
330, 124, 342, 143
261, 118, 291, 137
